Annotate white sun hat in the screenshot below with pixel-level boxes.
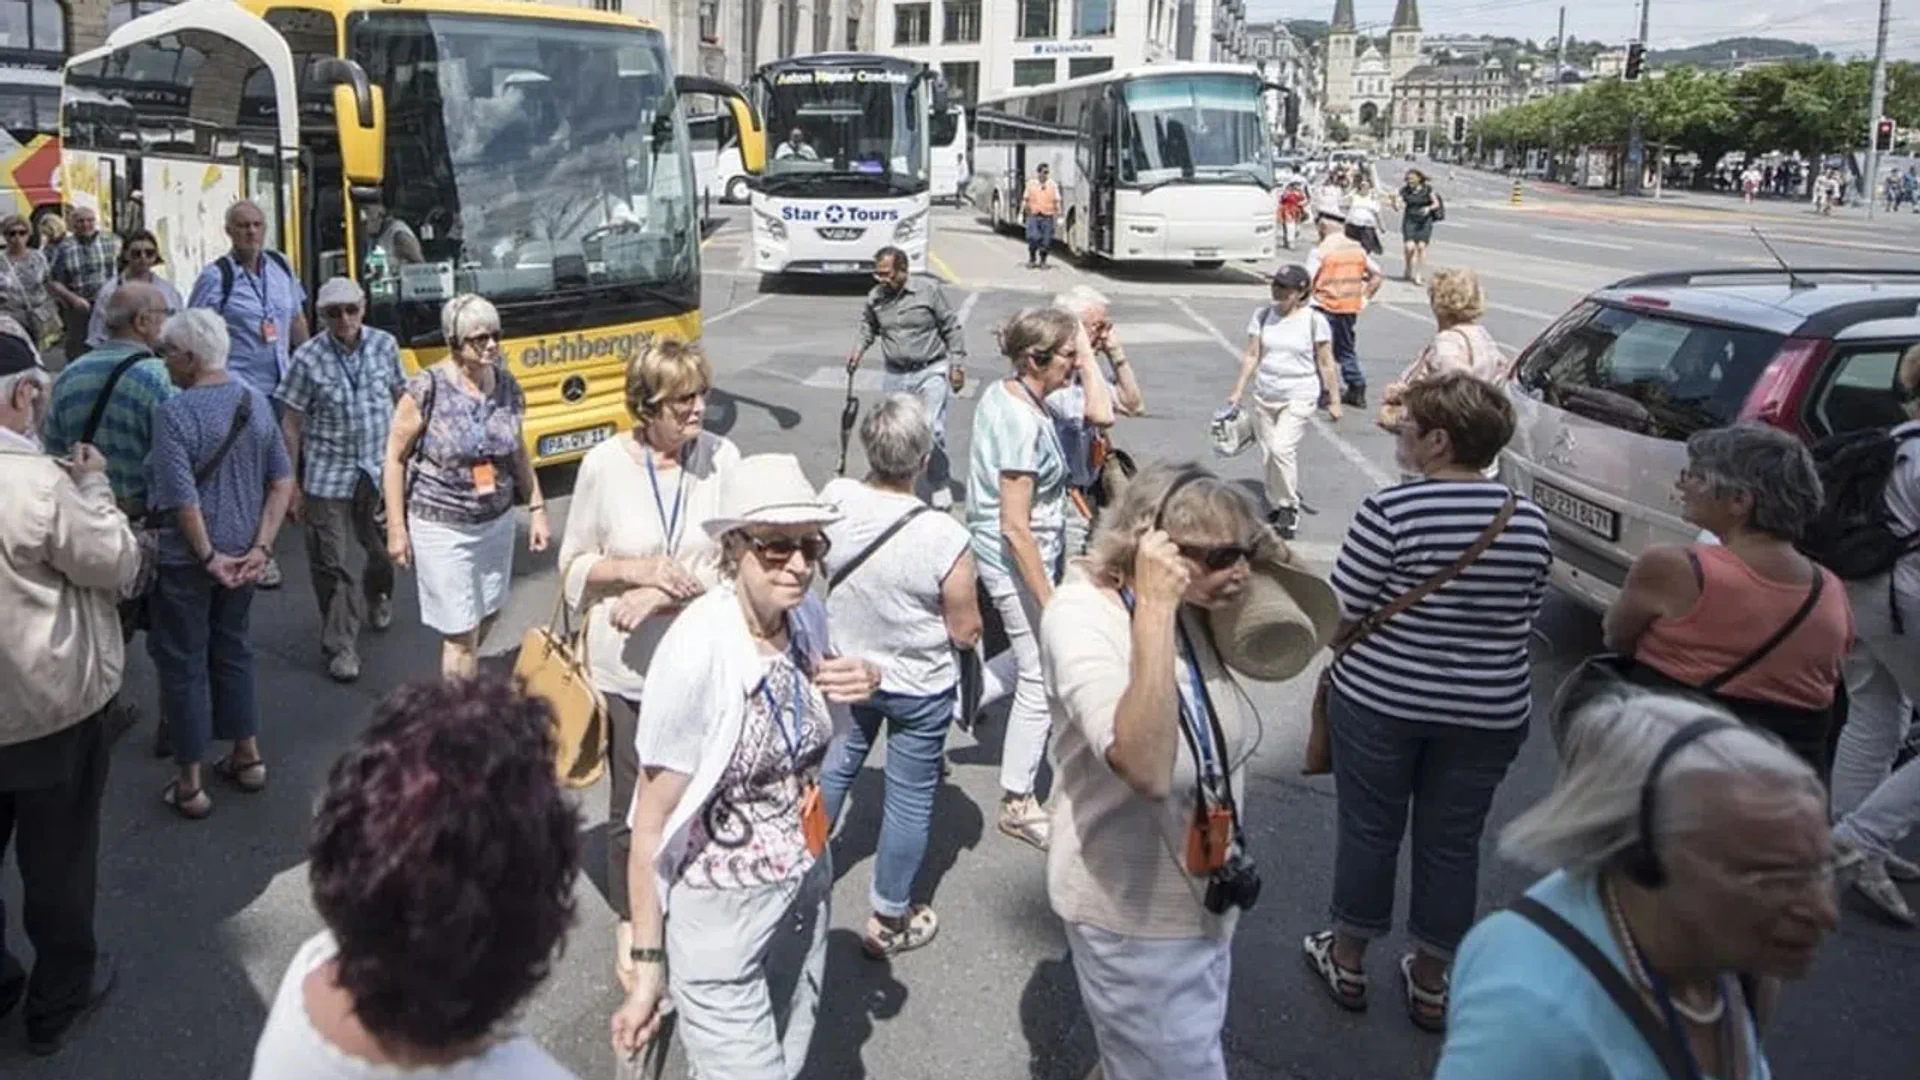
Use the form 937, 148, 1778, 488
702, 453, 841, 537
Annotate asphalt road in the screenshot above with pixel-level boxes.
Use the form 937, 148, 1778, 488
5, 168, 1918, 1080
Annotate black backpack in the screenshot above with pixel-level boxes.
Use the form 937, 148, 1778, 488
215, 251, 293, 310
1800, 425, 1920, 581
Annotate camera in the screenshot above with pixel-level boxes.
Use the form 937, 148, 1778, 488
1203, 852, 1262, 914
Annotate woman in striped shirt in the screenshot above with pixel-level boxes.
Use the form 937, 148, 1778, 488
1303, 372, 1552, 1033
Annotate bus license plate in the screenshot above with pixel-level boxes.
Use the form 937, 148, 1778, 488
538, 425, 614, 458
1193, 248, 1220, 258
822, 261, 863, 273
1533, 479, 1618, 541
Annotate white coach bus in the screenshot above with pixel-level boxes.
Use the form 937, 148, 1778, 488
747, 53, 947, 275
971, 63, 1283, 269
931, 104, 969, 204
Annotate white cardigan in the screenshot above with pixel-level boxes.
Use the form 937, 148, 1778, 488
630, 581, 847, 913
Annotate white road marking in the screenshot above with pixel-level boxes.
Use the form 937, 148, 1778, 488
800, 365, 980, 398
705, 293, 773, 325
956, 289, 980, 328
1170, 297, 1396, 489
1530, 233, 1634, 252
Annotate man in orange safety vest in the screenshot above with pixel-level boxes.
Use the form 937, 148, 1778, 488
1307, 209, 1383, 409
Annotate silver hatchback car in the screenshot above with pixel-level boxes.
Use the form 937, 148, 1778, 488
1501, 269, 1920, 613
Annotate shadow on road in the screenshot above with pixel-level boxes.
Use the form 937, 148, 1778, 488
803, 928, 907, 1078
1017, 948, 1096, 1080
826, 766, 986, 912
706, 386, 804, 436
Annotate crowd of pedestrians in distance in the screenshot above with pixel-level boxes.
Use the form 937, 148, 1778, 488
0, 190, 1911, 1080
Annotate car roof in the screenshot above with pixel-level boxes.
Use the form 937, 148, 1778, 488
1590, 270, 1920, 339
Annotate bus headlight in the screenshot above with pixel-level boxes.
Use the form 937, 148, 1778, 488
894, 210, 928, 243
755, 209, 787, 241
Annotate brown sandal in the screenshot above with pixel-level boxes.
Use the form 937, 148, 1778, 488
212, 753, 267, 793
162, 780, 211, 820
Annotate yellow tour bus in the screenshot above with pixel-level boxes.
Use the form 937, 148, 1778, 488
61, 0, 766, 464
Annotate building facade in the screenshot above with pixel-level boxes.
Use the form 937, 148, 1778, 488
1321, 0, 1420, 141
1388, 57, 1524, 155
1244, 19, 1316, 146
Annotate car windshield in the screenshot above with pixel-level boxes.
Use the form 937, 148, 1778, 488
1516, 303, 1786, 440
350, 13, 696, 343
1120, 74, 1272, 188
759, 63, 927, 195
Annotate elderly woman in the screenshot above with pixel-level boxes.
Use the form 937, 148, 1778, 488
382, 295, 549, 677
1391, 169, 1442, 284
1306, 372, 1551, 1031
250, 675, 582, 1079
1, 214, 56, 349
966, 306, 1091, 850
85, 229, 183, 348
820, 394, 983, 957
610, 453, 880, 1076
146, 309, 295, 819
1378, 268, 1505, 434
1039, 463, 1268, 1080
1603, 424, 1852, 777
1436, 682, 1838, 1078
556, 337, 738, 990
1226, 263, 1340, 539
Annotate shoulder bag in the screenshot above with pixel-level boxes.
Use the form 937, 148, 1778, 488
828, 504, 931, 593
1304, 493, 1517, 774
513, 565, 608, 789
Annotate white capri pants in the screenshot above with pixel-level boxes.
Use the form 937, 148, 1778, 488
1833, 575, 1920, 859
666, 856, 831, 1080
1250, 396, 1315, 511
978, 558, 1051, 798
1064, 921, 1233, 1080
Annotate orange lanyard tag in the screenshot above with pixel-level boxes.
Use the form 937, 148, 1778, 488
1184, 805, 1233, 875
798, 782, 828, 858
471, 461, 497, 495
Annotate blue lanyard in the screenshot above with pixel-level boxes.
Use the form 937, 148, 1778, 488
644, 445, 688, 557
758, 652, 808, 771
329, 334, 361, 391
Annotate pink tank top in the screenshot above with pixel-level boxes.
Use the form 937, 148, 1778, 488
1634, 545, 1853, 710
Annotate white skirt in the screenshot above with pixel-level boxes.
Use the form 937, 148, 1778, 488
411, 512, 516, 635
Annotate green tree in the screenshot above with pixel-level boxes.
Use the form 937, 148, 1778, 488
1733, 61, 1871, 161
1635, 67, 1738, 186
1326, 116, 1352, 144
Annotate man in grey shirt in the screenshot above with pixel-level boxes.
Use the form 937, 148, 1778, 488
846, 246, 967, 508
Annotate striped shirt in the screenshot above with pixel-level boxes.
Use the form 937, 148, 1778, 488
42, 339, 178, 508
1330, 480, 1553, 729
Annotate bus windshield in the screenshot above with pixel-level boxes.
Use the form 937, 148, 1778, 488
349, 13, 696, 341
1120, 74, 1272, 190
758, 63, 926, 196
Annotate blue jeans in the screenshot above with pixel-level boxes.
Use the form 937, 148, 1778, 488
1319, 308, 1363, 389
882, 363, 952, 496
148, 564, 259, 767
820, 688, 953, 917
1026, 214, 1055, 261
1328, 684, 1523, 960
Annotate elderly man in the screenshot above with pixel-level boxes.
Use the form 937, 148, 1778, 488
1308, 209, 1383, 409
1050, 285, 1139, 554
1435, 679, 1838, 1074
43, 283, 176, 518
847, 245, 966, 508
0, 331, 138, 1056
46, 206, 121, 363
188, 199, 307, 588
275, 278, 407, 682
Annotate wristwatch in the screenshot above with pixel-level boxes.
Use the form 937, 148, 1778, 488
628, 945, 667, 966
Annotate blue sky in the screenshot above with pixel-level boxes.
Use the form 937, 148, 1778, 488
1247, 0, 1914, 60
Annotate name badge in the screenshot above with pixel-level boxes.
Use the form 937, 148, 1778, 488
261, 320, 279, 344
471, 461, 497, 495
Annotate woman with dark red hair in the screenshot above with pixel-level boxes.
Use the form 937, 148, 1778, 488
248, 675, 581, 1079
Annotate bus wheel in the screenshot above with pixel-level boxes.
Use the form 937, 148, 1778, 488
725, 176, 749, 204
1192, 259, 1226, 271
1065, 211, 1087, 262
989, 191, 1005, 233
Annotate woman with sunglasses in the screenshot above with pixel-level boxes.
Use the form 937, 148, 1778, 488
1039, 463, 1266, 1080
610, 453, 880, 1077
557, 337, 738, 991
85, 228, 183, 349
0, 214, 58, 352
380, 294, 549, 678
965, 306, 1092, 851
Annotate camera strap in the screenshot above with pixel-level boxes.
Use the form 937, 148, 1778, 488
1175, 617, 1246, 853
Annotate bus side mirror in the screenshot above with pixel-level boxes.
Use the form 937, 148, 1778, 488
677, 75, 765, 176
313, 58, 385, 186
932, 76, 951, 118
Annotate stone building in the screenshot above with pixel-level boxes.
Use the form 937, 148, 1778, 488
1388, 56, 1525, 156
1321, 0, 1420, 141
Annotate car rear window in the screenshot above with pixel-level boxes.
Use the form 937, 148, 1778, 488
1514, 302, 1785, 440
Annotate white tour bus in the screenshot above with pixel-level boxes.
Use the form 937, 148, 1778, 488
747, 53, 947, 275
688, 110, 748, 204
930, 104, 968, 204
971, 63, 1282, 268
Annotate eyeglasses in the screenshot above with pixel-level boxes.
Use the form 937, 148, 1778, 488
127, 247, 158, 259
4, 229, 26, 238
321, 304, 361, 319
461, 331, 501, 348
660, 390, 705, 415
746, 533, 832, 566
1177, 543, 1256, 571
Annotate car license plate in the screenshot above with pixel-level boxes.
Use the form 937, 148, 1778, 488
1193, 247, 1219, 258
1533, 479, 1619, 541
538, 425, 613, 458
821, 261, 863, 273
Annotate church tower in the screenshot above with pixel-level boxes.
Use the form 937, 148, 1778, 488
1325, 0, 1357, 126
1389, 0, 1422, 82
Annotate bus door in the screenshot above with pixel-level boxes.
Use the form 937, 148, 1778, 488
1085, 91, 1116, 257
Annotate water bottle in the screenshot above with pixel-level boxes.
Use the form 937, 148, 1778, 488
365, 244, 390, 299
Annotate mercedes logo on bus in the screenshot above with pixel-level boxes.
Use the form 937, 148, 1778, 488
561, 375, 588, 403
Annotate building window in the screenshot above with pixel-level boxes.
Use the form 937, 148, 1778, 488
942, 60, 979, 105
894, 3, 930, 46
1071, 0, 1112, 37
1018, 0, 1055, 39
591, 0, 620, 11
1012, 58, 1056, 86
1068, 56, 1113, 78
107, 0, 174, 35
847, 16, 860, 49
699, 0, 717, 40
943, 0, 980, 43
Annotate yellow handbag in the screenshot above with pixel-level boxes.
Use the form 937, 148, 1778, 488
514, 587, 608, 789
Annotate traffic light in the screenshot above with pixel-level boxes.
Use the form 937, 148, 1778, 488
1876, 117, 1896, 152
1624, 42, 1646, 81
1451, 115, 1466, 143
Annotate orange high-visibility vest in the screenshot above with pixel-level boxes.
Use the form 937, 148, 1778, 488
1313, 241, 1371, 315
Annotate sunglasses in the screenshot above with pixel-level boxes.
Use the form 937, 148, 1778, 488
746, 533, 832, 566
4, 229, 25, 237
462, 331, 501, 348
321, 304, 362, 318
127, 247, 158, 259
1177, 543, 1255, 571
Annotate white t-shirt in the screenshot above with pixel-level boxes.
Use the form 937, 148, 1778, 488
1345, 193, 1382, 230
821, 478, 972, 696
249, 932, 577, 1080
1245, 304, 1332, 403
